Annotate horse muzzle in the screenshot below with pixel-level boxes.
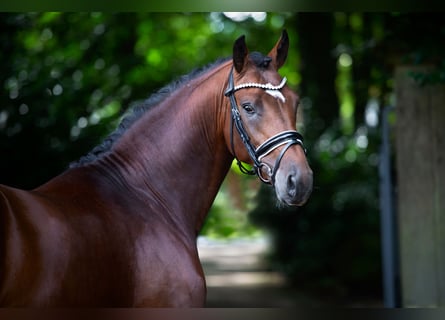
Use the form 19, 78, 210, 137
273, 161, 313, 206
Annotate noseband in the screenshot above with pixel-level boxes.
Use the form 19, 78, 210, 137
224, 67, 306, 185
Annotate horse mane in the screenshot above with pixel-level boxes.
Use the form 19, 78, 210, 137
69, 51, 272, 168
69, 57, 230, 168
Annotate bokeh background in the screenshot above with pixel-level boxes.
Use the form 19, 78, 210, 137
1, 12, 444, 307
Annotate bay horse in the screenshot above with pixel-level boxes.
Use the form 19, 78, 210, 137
0, 30, 312, 307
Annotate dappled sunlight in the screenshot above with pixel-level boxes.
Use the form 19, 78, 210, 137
223, 12, 267, 23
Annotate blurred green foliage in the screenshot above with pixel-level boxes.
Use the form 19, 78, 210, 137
1, 12, 444, 301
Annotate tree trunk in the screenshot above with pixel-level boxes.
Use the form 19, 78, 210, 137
395, 66, 445, 307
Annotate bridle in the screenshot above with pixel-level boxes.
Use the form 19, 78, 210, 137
224, 66, 306, 185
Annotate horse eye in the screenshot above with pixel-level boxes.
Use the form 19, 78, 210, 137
241, 103, 255, 114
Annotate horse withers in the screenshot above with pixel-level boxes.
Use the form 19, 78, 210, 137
0, 30, 312, 307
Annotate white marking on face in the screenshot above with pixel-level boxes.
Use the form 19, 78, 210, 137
265, 89, 286, 103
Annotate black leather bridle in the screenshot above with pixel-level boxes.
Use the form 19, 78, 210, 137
224, 67, 306, 185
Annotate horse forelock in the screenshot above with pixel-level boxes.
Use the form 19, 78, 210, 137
249, 51, 272, 69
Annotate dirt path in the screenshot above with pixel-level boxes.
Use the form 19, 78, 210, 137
197, 236, 324, 307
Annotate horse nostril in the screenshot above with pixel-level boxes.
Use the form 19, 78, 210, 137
287, 172, 297, 198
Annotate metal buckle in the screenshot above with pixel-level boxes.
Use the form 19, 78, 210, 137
257, 162, 273, 184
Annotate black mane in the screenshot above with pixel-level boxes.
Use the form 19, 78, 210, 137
70, 57, 230, 168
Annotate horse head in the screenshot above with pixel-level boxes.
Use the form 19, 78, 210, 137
224, 30, 313, 206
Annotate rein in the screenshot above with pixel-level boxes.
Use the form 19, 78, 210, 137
224, 66, 306, 185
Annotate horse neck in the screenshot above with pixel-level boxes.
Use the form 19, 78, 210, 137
97, 63, 233, 235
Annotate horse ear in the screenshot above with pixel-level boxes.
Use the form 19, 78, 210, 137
268, 30, 289, 70
233, 35, 249, 73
